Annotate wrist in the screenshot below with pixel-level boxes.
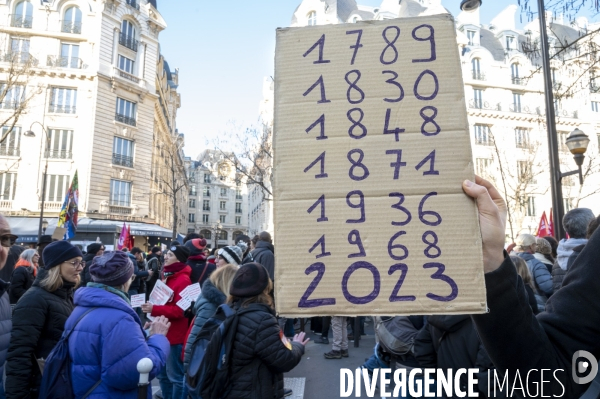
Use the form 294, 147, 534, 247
483, 249, 505, 274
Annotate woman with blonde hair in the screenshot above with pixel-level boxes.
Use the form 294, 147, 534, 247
510, 255, 540, 315
183, 264, 239, 372
6, 240, 83, 397
9, 249, 40, 304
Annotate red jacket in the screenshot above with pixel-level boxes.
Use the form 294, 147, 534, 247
151, 264, 191, 345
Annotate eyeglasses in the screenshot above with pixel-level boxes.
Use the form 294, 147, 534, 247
64, 260, 83, 268
0, 234, 18, 248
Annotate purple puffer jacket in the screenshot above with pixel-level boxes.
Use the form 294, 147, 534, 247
66, 287, 170, 399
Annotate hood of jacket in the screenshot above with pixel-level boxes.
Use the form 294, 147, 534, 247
557, 238, 588, 270
533, 252, 554, 266
74, 286, 141, 326
200, 279, 226, 306
254, 240, 274, 253
427, 315, 470, 333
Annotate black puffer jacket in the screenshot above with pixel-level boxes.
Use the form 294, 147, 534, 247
187, 257, 214, 286
225, 302, 304, 399
251, 242, 275, 281
9, 266, 35, 304
5, 269, 76, 398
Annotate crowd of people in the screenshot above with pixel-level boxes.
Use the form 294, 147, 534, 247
0, 175, 597, 398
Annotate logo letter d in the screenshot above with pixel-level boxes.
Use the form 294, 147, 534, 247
572, 351, 598, 385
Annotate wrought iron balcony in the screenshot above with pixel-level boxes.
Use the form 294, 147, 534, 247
1, 52, 35, 65
119, 33, 138, 52
125, 0, 140, 10
60, 20, 82, 34
49, 104, 77, 114
47, 55, 86, 69
45, 149, 72, 159
108, 204, 133, 214
468, 100, 502, 111
115, 113, 137, 126
115, 68, 140, 83
0, 147, 20, 157
0, 101, 20, 110
112, 154, 134, 168
0, 201, 12, 211
471, 72, 485, 80
9, 14, 32, 28
512, 77, 526, 85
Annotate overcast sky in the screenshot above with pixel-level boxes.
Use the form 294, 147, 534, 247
157, 1, 595, 159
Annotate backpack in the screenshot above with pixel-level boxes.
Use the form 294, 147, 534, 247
186, 304, 255, 399
39, 307, 101, 399
375, 316, 420, 358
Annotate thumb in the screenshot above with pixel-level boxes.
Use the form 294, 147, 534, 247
462, 179, 496, 215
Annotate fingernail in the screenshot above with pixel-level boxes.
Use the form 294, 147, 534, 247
464, 179, 474, 187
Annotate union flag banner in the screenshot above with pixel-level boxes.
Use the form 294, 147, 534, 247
57, 171, 79, 240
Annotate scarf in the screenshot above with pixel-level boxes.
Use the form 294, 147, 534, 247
162, 261, 188, 278
557, 238, 588, 270
87, 282, 131, 305
533, 252, 553, 267
15, 259, 37, 277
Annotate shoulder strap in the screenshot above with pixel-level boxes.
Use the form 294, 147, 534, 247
197, 263, 209, 284
65, 307, 98, 340
81, 379, 102, 399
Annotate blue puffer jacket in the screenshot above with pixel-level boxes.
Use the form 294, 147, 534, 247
182, 279, 226, 370
518, 252, 553, 312
67, 286, 170, 399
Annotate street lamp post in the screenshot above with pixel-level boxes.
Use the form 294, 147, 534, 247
211, 221, 222, 249
24, 122, 52, 244
460, 0, 590, 240
42, 219, 48, 235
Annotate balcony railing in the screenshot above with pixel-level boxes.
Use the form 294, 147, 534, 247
203, 206, 210, 211
472, 72, 485, 80
468, 100, 502, 111
109, 204, 133, 215
39, 201, 63, 211
47, 55, 86, 69
0, 201, 12, 211
112, 153, 134, 168
9, 15, 32, 28
60, 20, 82, 34
45, 149, 72, 159
49, 104, 77, 114
0, 101, 21, 110
512, 77, 526, 85
115, 68, 140, 83
119, 33, 138, 52
115, 113, 136, 126
125, 0, 140, 10
509, 104, 522, 113
1, 52, 36, 65
0, 147, 20, 157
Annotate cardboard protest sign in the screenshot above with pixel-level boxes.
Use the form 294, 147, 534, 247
273, 14, 485, 316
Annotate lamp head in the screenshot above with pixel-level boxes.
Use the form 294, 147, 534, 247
565, 128, 590, 155
460, 0, 482, 12
41, 219, 48, 229
24, 130, 35, 137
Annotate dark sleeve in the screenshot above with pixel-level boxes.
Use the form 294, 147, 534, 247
5, 294, 47, 398
9, 269, 28, 301
524, 284, 540, 315
134, 262, 149, 279
566, 251, 580, 271
471, 252, 596, 398
413, 326, 437, 368
255, 313, 304, 374
551, 261, 565, 294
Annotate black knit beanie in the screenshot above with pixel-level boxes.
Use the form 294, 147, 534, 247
170, 245, 190, 263
230, 262, 270, 297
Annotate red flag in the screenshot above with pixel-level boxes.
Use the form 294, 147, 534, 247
127, 225, 134, 250
117, 222, 128, 250
549, 209, 555, 237
536, 211, 551, 237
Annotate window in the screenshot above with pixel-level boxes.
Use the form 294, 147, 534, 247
62, 6, 82, 34
189, 199, 196, 208
552, 69, 561, 89
517, 161, 535, 184
475, 158, 492, 176
466, 30, 476, 46
219, 215, 226, 223
47, 129, 73, 159
46, 175, 70, 202
307, 11, 316, 26
558, 131, 569, 152
0, 126, 21, 156
118, 55, 134, 74
220, 201, 226, 210
473, 89, 483, 108
506, 35, 515, 50
511, 63, 523, 84
515, 128, 530, 148
219, 230, 228, 240
11, 0, 33, 28
187, 228, 195, 234
202, 214, 209, 224
10, 37, 30, 63
235, 203, 242, 213
471, 58, 483, 80
0, 173, 16, 200
188, 213, 195, 223
592, 101, 599, 113
115, 97, 136, 126
112, 137, 134, 167
236, 216, 241, 225
203, 200, 210, 211
474, 124, 492, 146
125, 0, 140, 10
220, 188, 228, 197
201, 229, 211, 239
59, 43, 80, 68
203, 186, 210, 197
236, 189, 242, 199
0, 84, 24, 110
110, 179, 131, 206
564, 198, 573, 212
203, 174, 211, 183
512, 92, 522, 112
49, 87, 77, 114
189, 186, 196, 196
119, 20, 138, 51
523, 196, 536, 217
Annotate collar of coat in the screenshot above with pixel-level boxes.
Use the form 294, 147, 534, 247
87, 282, 131, 305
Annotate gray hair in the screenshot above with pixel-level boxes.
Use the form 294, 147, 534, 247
563, 208, 595, 239
19, 249, 38, 264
